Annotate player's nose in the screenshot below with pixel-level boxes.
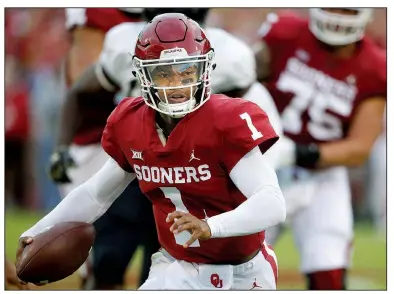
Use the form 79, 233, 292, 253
168, 74, 184, 86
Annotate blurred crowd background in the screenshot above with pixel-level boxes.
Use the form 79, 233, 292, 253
5, 7, 387, 229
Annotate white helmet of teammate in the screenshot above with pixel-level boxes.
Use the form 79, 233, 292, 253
309, 8, 374, 46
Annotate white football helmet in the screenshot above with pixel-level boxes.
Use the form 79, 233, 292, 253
309, 8, 374, 46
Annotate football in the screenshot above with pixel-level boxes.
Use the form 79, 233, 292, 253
16, 222, 95, 285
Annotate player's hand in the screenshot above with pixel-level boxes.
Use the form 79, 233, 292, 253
48, 146, 76, 183
5, 256, 30, 290
166, 211, 212, 248
15, 237, 33, 286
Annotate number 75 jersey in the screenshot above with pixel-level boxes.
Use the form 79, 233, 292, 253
101, 95, 279, 264
260, 13, 386, 144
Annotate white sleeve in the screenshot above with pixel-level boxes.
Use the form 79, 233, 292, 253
207, 146, 286, 238
21, 158, 136, 238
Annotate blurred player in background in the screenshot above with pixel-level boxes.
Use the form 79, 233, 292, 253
5, 56, 30, 208
47, 8, 159, 290
52, 7, 285, 290
18, 13, 286, 290
254, 8, 386, 289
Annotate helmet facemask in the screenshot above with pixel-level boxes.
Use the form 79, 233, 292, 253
309, 8, 373, 46
133, 48, 215, 118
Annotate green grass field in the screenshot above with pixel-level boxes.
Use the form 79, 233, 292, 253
5, 208, 387, 290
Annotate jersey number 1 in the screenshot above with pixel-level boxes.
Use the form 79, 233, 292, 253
160, 187, 200, 247
240, 112, 263, 140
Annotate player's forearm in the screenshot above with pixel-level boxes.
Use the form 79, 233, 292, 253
67, 27, 105, 85
207, 147, 286, 238
253, 40, 271, 83
21, 158, 135, 238
56, 65, 116, 147
207, 185, 285, 238
56, 87, 81, 147
318, 139, 373, 168
21, 184, 106, 238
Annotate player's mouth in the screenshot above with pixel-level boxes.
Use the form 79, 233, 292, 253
167, 93, 189, 103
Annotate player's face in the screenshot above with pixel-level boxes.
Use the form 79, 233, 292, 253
148, 62, 202, 104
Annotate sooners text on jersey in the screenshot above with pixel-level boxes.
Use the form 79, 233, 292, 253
101, 95, 279, 263
262, 13, 386, 144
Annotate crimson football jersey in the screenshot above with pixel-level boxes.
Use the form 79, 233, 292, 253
261, 13, 386, 144
101, 95, 279, 263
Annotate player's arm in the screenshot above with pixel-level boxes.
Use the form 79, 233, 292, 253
254, 12, 297, 83
49, 12, 110, 184
316, 98, 386, 167
65, 25, 105, 85
56, 65, 118, 149
253, 39, 271, 83
25, 100, 133, 238
59, 10, 111, 147
20, 102, 134, 259
253, 13, 280, 83
50, 28, 122, 183
168, 149, 286, 244
208, 146, 286, 238
22, 158, 135, 238
49, 64, 119, 183
168, 102, 285, 244
208, 102, 285, 237
56, 23, 133, 150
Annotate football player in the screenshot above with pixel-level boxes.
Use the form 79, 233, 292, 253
17, 13, 286, 290
49, 8, 156, 290
50, 7, 285, 290
254, 8, 386, 289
